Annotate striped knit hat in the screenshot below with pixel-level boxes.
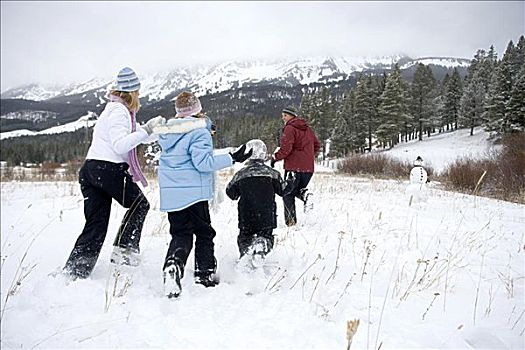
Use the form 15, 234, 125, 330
114, 67, 140, 92
282, 106, 298, 118
174, 91, 202, 118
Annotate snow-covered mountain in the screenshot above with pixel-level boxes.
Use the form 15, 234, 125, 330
0, 83, 66, 101
1, 55, 470, 102
400, 56, 471, 70
0, 78, 112, 101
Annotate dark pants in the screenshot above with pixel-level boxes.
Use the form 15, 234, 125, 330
164, 201, 216, 279
237, 228, 274, 257
283, 171, 313, 225
64, 160, 150, 278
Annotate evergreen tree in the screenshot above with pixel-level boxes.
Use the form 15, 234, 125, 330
299, 92, 314, 121
460, 70, 485, 135
443, 68, 463, 130
515, 35, 525, 69
309, 87, 334, 158
410, 64, 437, 140
354, 75, 374, 151
468, 49, 495, 91
437, 73, 449, 132
461, 48, 496, 135
507, 61, 525, 131
331, 91, 354, 156
260, 117, 282, 153
377, 64, 406, 148
484, 63, 507, 134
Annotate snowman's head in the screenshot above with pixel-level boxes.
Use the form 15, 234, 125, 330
413, 156, 424, 167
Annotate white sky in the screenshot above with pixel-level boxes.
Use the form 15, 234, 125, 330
1, 1, 524, 90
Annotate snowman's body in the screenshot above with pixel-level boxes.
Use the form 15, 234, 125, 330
410, 166, 428, 184
406, 165, 428, 203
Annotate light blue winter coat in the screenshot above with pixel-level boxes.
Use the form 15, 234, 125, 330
156, 116, 233, 212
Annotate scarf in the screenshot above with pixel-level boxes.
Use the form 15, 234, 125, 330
109, 94, 148, 187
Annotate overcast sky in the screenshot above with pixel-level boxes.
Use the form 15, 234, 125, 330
1, 1, 524, 90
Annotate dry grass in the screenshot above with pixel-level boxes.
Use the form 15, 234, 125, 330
338, 153, 435, 180
0, 163, 158, 183
440, 132, 525, 203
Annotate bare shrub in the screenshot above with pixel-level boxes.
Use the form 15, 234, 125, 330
441, 132, 525, 203
40, 161, 62, 176
338, 153, 435, 180
493, 133, 525, 201
440, 157, 492, 191
0, 166, 13, 181
65, 160, 83, 179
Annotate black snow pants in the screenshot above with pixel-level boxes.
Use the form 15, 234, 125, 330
283, 171, 313, 226
64, 159, 150, 278
237, 228, 274, 257
164, 201, 217, 279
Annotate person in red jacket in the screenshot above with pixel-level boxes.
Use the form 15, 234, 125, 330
271, 107, 320, 226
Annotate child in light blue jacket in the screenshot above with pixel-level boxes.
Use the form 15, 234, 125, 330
155, 91, 252, 298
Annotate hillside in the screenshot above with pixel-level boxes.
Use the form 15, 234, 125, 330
383, 127, 500, 174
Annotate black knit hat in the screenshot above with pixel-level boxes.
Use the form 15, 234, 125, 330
282, 107, 298, 118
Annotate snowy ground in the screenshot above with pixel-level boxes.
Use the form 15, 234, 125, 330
1, 128, 523, 349
1, 162, 524, 349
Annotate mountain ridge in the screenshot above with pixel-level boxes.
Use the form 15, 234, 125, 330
1, 55, 470, 101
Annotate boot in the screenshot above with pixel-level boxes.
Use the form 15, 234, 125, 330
110, 246, 140, 267
63, 255, 97, 279
195, 274, 219, 288
163, 262, 183, 298
286, 218, 297, 227
195, 257, 218, 287
250, 237, 270, 267
251, 237, 270, 257
303, 191, 314, 213
195, 269, 219, 288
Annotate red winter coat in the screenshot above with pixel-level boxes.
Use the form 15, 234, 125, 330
274, 118, 320, 173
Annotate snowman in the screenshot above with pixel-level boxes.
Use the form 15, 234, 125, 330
406, 156, 428, 204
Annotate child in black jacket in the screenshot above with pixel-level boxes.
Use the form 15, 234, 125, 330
226, 139, 285, 258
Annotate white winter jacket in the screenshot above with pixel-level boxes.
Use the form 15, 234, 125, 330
86, 102, 156, 164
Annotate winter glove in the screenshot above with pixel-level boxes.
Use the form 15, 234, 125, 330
270, 157, 276, 168
142, 116, 166, 135
229, 144, 253, 163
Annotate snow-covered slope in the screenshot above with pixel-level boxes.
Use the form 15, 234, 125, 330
0, 112, 97, 140
400, 57, 471, 70
383, 127, 500, 174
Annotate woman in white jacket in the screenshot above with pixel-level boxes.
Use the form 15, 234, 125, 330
64, 67, 165, 279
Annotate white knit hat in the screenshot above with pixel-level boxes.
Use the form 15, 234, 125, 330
113, 67, 140, 92
246, 139, 267, 160
174, 91, 202, 118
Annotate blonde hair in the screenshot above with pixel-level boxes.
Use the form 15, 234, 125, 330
110, 90, 140, 112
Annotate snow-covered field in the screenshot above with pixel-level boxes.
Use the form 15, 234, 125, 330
1, 129, 523, 349
1, 160, 524, 349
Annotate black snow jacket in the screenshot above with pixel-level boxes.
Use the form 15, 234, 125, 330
226, 160, 285, 230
